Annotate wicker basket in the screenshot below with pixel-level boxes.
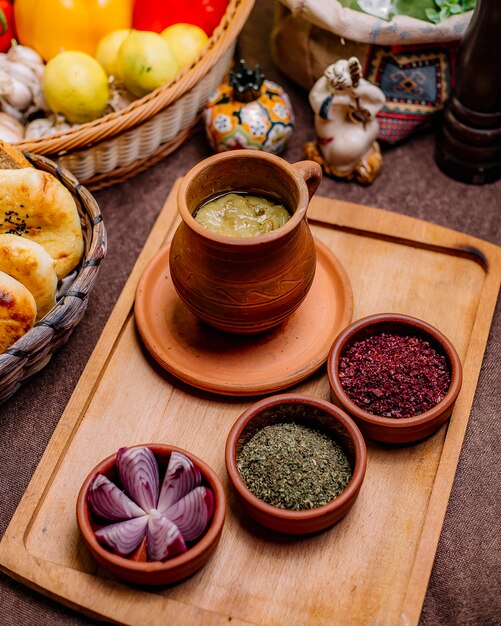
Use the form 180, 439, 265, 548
14, 0, 255, 190
0, 153, 107, 404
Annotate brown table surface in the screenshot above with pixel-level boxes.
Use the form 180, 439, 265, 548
1, 3, 499, 625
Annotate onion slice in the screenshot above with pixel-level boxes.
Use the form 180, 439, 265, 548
95, 515, 148, 557
147, 511, 187, 561
116, 447, 159, 513
164, 486, 214, 542
87, 474, 146, 520
157, 451, 201, 513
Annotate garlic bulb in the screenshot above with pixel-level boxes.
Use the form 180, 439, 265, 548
0, 46, 47, 121
7, 46, 45, 82
0, 112, 25, 142
0, 69, 33, 111
7, 45, 44, 69
108, 81, 137, 112
25, 115, 74, 140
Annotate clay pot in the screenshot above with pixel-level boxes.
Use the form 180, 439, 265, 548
225, 394, 367, 534
169, 150, 322, 334
76, 444, 226, 586
327, 313, 463, 444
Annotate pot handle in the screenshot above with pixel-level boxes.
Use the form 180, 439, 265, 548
291, 160, 322, 200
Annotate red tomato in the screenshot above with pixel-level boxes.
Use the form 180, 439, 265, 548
132, 0, 229, 36
0, 0, 15, 53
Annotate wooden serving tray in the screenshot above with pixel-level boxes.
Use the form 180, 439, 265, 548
1, 183, 499, 626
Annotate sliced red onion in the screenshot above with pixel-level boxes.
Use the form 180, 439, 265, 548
164, 486, 214, 542
88, 474, 145, 521
95, 515, 148, 557
147, 511, 187, 561
116, 447, 159, 513
157, 451, 201, 513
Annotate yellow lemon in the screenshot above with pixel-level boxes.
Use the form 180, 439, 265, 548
161, 24, 209, 71
116, 30, 178, 98
96, 29, 131, 77
43, 51, 110, 124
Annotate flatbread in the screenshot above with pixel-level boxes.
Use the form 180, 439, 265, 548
0, 140, 32, 170
0, 168, 84, 279
0, 234, 58, 320
0, 270, 36, 352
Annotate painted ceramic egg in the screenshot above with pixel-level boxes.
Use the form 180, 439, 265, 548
204, 60, 294, 154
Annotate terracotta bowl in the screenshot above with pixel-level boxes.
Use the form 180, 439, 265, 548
225, 394, 367, 534
77, 444, 226, 586
327, 313, 463, 444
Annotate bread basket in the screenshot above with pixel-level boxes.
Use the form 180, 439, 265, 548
0, 153, 106, 404
14, 0, 255, 190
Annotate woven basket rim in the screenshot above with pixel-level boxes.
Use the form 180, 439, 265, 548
16, 0, 254, 156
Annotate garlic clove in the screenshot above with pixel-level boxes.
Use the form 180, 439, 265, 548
3, 60, 39, 92
0, 112, 25, 142
2, 77, 33, 110
31, 82, 49, 111
24, 118, 54, 140
0, 68, 10, 92
108, 82, 137, 112
0, 98, 24, 121
7, 45, 44, 68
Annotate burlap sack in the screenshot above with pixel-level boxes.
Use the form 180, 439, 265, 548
278, 0, 472, 45
271, 2, 466, 143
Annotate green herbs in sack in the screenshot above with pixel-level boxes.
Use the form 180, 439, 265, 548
337, 0, 475, 23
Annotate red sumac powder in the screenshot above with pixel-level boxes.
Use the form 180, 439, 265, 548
338, 332, 451, 418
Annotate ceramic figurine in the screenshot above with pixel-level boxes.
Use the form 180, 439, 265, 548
203, 59, 294, 154
305, 57, 385, 184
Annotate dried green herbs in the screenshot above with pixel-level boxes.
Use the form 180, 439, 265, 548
237, 422, 352, 511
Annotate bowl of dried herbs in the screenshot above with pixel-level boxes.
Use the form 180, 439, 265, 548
225, 393, 366, 534
327, 313, 463, 444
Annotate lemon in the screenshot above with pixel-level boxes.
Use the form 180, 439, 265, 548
43, 51, 110, 124
161, 24, 209, 71
116, 31, 179, 98
96, 29, 131, 77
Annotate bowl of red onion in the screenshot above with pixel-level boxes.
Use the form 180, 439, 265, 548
327, 313, 462, 444
76, 444, 226, 586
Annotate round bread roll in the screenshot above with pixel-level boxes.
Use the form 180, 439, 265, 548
0, 270, 36, 353
0, 168, 84, 279
0, 234, 58, 320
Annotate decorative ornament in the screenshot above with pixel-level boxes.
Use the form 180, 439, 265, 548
204, 59, 294, 154
305, 57, 385, 185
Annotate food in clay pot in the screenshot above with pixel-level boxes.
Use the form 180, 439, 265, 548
193, 192, 291, 238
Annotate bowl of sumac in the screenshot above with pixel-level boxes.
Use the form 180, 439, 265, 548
327, 313, 462, 444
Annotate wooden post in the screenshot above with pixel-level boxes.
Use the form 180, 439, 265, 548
435, 0, 501, 184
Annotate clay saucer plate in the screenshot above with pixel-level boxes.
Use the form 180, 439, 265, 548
134, 239, 353, 396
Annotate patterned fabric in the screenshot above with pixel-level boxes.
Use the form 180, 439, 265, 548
364, 44, 456, 143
